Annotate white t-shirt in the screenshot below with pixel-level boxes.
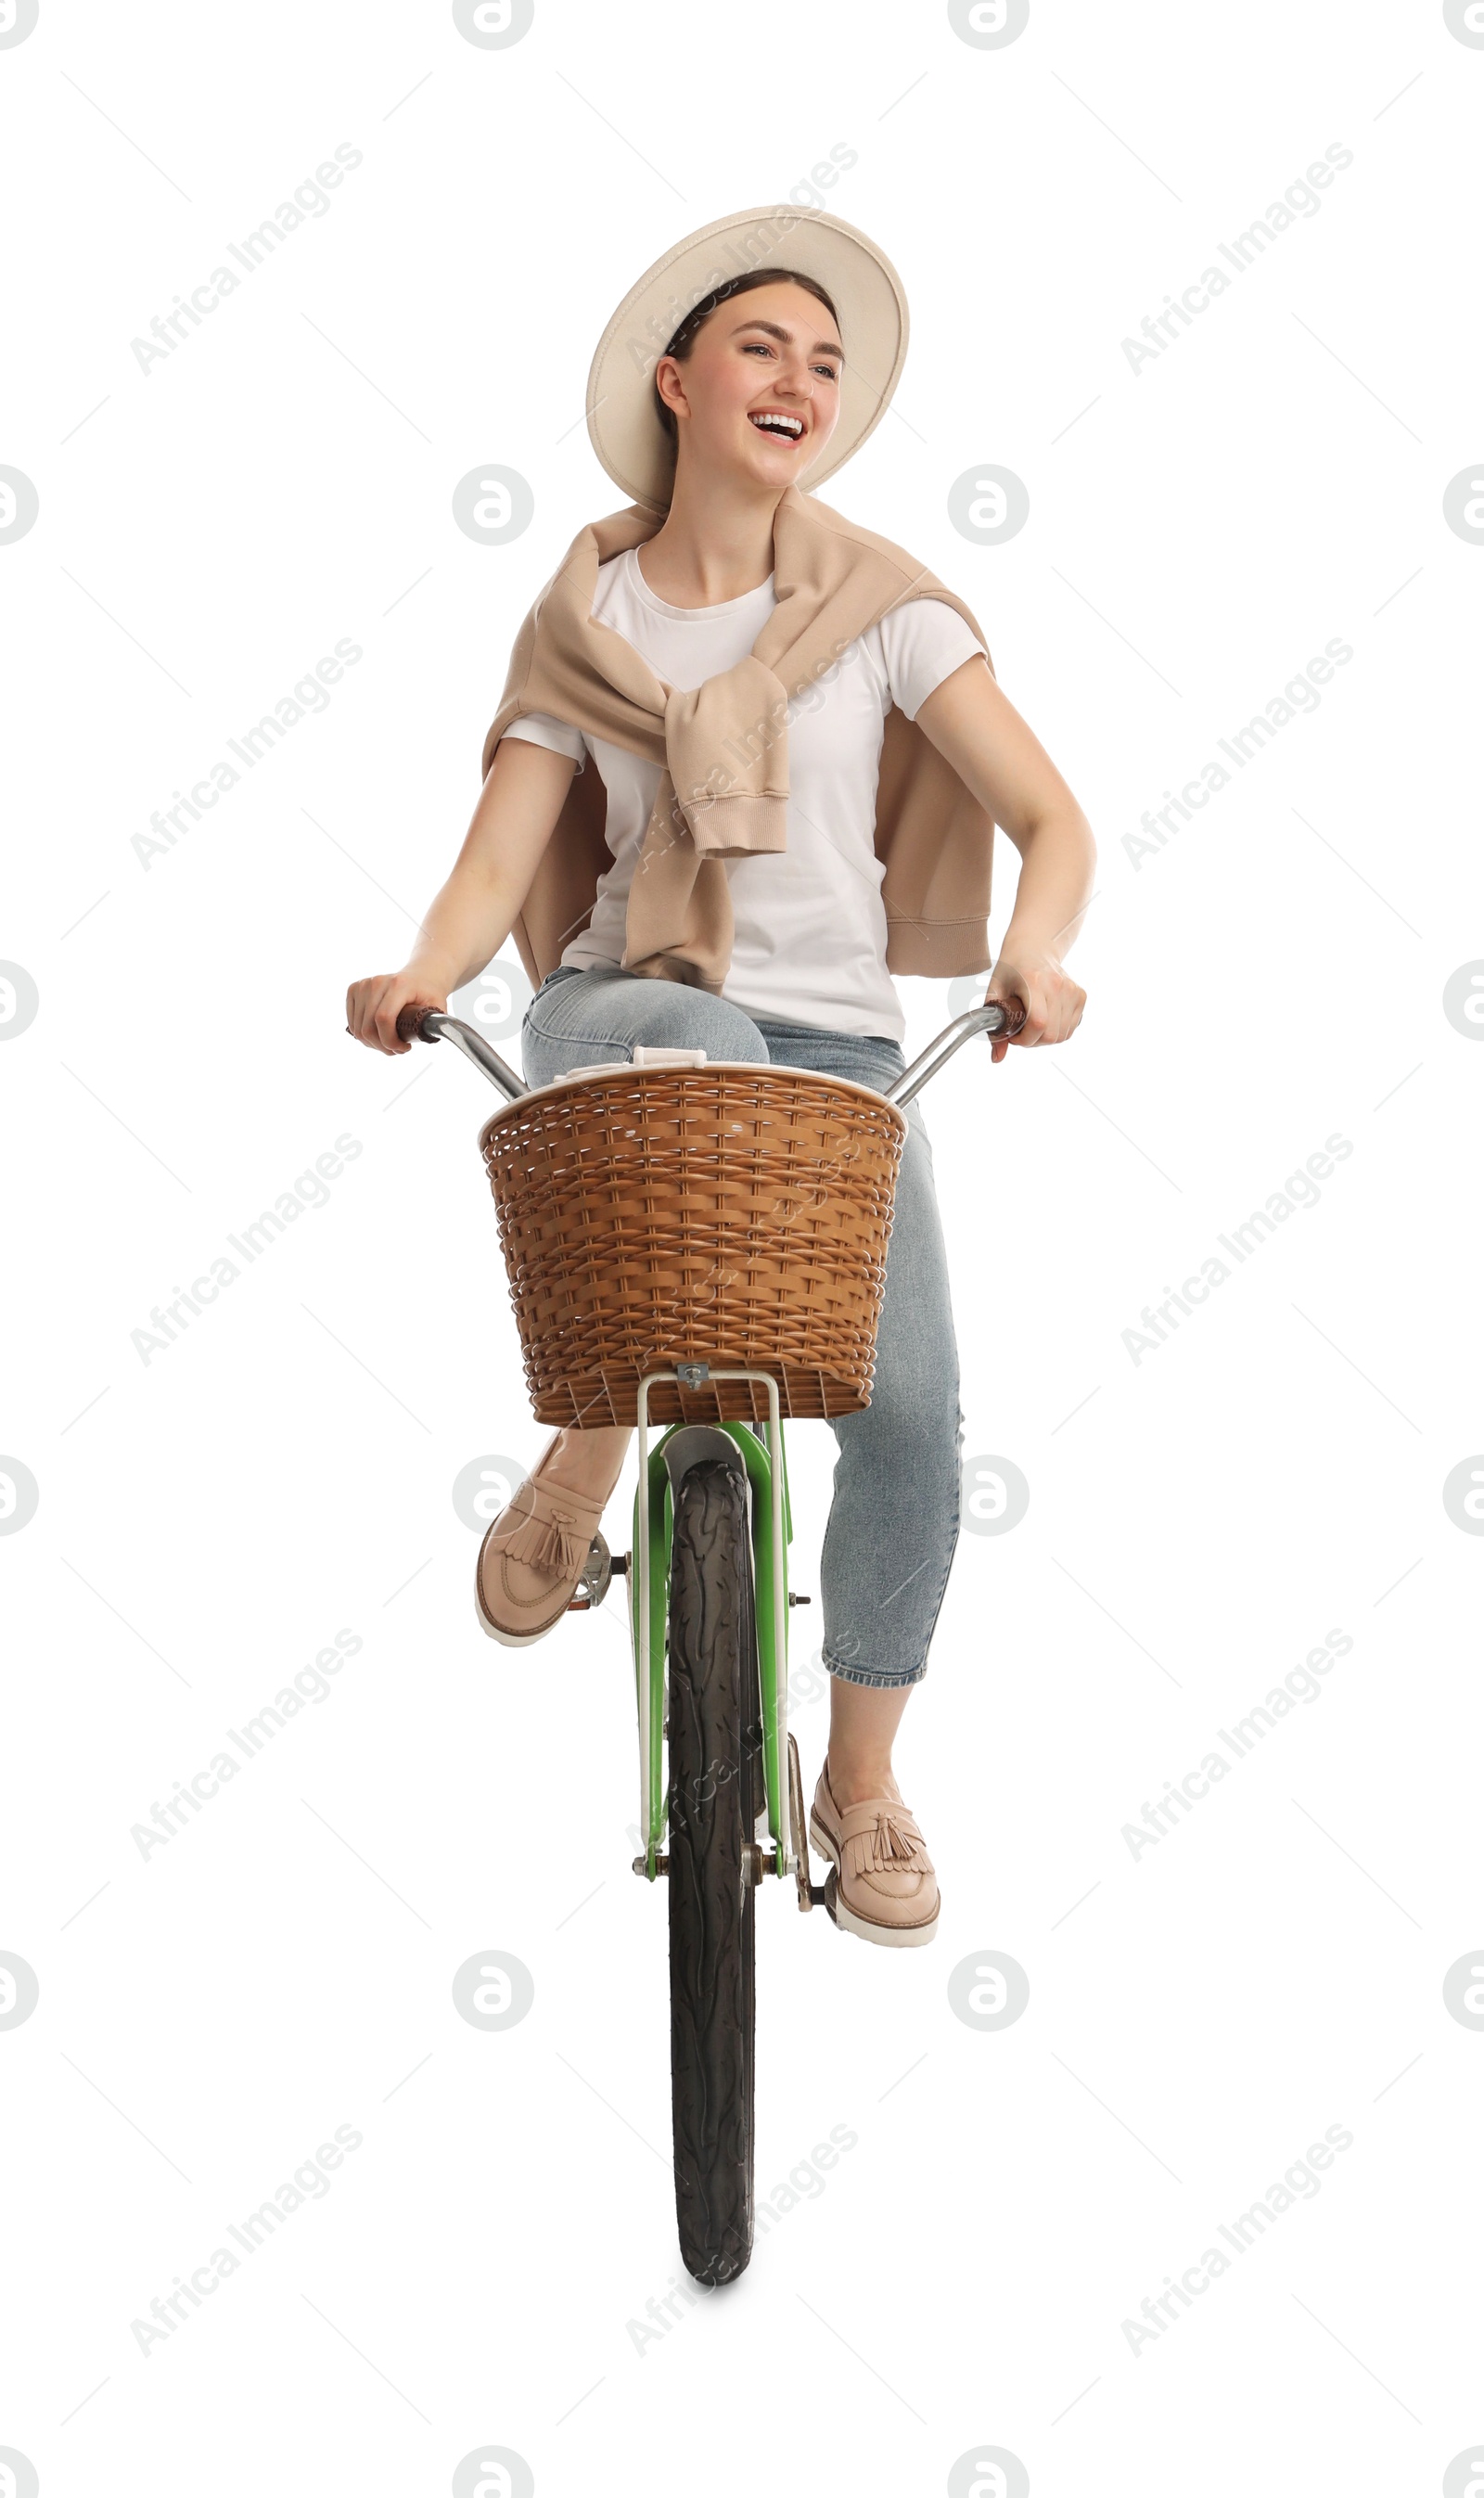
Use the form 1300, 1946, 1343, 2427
502, 544, 984, 1042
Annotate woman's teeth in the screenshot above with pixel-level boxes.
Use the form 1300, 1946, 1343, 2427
749, 414, 804, 440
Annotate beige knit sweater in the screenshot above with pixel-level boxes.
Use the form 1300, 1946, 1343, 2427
481, 481, 999, 995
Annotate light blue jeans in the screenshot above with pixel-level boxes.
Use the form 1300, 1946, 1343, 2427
521, 964, 966, 1688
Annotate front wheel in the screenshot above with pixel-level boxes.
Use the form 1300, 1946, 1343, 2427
666, 1457, 758, 2286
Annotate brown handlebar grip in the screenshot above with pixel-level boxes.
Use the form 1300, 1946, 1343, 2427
995, 997, 1029, 1040
395, 1003, 438, 1045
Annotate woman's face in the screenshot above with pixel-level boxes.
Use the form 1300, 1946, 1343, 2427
657, 281, 844, 493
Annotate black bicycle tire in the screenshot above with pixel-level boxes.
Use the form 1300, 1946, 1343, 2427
666, 1457, 757, 2287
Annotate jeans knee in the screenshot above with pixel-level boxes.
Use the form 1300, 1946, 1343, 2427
637, 986, 769, 1062
529, 969, 769, 1066
836, 1390, 961, 1515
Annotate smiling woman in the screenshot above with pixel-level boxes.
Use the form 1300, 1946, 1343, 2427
651, 264, 844, 450
346, 201, 1096, 1962
637, 268, 849, 600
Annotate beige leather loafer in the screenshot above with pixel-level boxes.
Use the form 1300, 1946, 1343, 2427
809, 1761, 940, 1948
475, 1438, 610, 1647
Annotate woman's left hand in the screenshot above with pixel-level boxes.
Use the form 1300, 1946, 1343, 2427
983, 952, 1086, 1065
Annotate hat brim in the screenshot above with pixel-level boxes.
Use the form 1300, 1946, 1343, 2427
585, 203, 910, 515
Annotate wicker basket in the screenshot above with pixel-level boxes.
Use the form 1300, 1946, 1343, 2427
478, 1057, 909, 1429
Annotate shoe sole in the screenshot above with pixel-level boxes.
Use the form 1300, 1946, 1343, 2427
808, 1811, 940, 1949
473, 1581, 566, 1647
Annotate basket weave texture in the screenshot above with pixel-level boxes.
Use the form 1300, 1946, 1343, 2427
479, 1066, 907, 1428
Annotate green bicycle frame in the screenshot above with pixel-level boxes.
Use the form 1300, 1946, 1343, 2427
629, 1369, 795, 1884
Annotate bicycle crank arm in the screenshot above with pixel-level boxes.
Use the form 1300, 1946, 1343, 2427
787, 1734, 834, 1915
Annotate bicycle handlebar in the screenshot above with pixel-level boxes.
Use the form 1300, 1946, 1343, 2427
885, 996, 1027, 1107
394, 1006, 527, 1099
392, 993, 1028, 1109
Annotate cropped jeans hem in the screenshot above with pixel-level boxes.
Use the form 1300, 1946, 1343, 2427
821, 1653, 929, 1691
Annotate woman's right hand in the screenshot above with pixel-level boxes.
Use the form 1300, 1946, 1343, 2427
346, 967, 450, 1056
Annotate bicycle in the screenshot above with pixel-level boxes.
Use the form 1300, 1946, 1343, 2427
395, 989, 1024, 2285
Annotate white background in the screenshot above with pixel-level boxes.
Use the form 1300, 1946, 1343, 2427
3, 1, 1482, 2491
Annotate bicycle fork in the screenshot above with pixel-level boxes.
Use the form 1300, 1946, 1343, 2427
630, 1364, 798, 1889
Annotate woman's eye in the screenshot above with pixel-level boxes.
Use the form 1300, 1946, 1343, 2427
740, 338, 838, 379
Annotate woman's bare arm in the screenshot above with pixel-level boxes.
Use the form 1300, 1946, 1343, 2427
346, 737, 578, 1055
915, 654, 1096, 1062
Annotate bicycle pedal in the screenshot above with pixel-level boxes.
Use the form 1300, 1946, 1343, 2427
567, 1533, 613, 1611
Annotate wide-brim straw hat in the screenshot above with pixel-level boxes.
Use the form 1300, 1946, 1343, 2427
585, 203, 911, 515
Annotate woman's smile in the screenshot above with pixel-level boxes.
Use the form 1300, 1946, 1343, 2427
748, 407, 808, 442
